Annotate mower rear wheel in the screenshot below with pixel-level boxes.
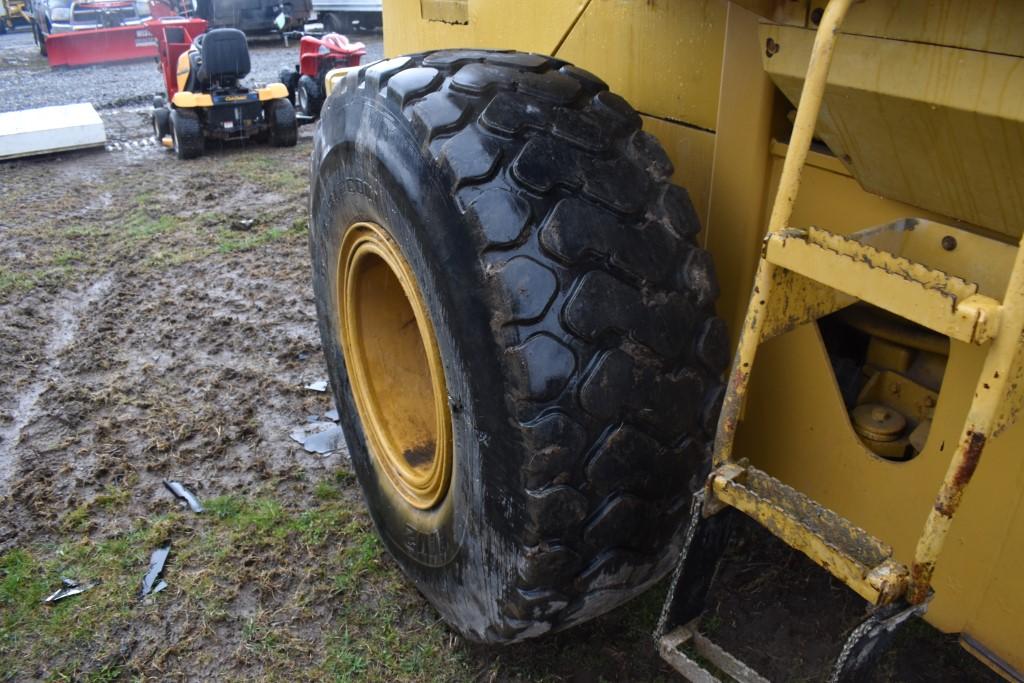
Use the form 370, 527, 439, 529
310, 50, 727, 643
267, 98, 298, 147
170, 109, 203, 160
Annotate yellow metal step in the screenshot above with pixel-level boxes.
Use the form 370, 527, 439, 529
710, 464, 909, 606
764, 227, 1001, 344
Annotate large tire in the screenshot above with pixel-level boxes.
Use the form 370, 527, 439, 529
170, 108, 203, 159
296, 74, 323, 118
310, 50, 728, 643
267, 98, 297, 147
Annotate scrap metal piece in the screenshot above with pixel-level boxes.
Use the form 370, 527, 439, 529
163, 480, 204, 513
140, 544, 171, 598
304, 379, 328, 392
290, 421, 344, 454
43, 577, 95, 603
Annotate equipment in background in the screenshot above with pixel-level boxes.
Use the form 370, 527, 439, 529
192, 0, 311, 35
26, 0, 158, 66
279, 31, 363, 119
147, 17, 297, 159
309, 0, 380, 34
1, 0, 31, 32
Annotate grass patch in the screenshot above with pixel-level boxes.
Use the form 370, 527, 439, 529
227, 154, 308, 195
216, 218, 306, 253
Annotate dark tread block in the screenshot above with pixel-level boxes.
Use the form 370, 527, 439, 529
579, 349, 706, 440
451, 62, 519, 94
480, 92, 550, 135
583, 493, 647, 549
523, 413, 586, 489
410, 91, 468, 142
421, 49, 500, 69
696, 317, 730, 374
484, 52, 554, 71
506, 333, 575, 402
505, 586, 570, 621
467, 188, 532, 247
660, 184, 702, 238
539, 197, 679, 283
440, 126, 501, 187
512, 136, 649, 213
524, 485, 588, 539
386, 66, 443, 107
364, 56, 413, 90
563, 270, 693, 358
518, 542, 582, 587
586, 426, 668, 497
492, 256, 557, 324
592, 90, 642, 133
559, 65, 608, 94
630, 130, 674, 180
679, 248, 720, 308
575, 549, 650, 593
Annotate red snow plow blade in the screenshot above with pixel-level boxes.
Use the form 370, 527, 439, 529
45, 24, 157, 67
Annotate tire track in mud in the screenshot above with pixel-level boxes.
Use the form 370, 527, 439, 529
0, 273, 115, 494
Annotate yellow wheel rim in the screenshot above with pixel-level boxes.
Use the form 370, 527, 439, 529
338, 222, 453, 510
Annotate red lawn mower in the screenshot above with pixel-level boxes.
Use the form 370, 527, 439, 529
280, 32, 365, 119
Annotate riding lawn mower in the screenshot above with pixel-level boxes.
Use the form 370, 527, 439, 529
279, 31, 364, 119
148, 17, 297, 159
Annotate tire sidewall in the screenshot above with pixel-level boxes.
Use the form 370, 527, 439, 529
311, 93, 518, 638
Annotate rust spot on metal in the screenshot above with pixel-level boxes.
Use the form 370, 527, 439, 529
934, 431, 987, 517
907, 561, 935, 604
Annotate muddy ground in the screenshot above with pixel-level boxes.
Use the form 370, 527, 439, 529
0, 26, 1001, 683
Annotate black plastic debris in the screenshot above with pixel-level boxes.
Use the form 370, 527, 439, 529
163, 480, 204, 513
229, 218, 255, 232
304, 379, 328, 392
290, 421, 344, 455
140, 544, 171, 598
44, 577, 95, 603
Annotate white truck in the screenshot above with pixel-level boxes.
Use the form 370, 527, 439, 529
309, 0, 378, 33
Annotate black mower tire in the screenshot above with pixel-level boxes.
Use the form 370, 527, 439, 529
279, 67, 299, 105
170, 108, 203, 159
296, 74, 323, 118
310, 51, 728, 643
152, 106, 170, 142
267, 98, 297, 147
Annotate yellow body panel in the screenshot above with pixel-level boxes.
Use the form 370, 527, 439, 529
258, 83, 289, 101
171, 91, 214, 108
383, 0, 1024, 673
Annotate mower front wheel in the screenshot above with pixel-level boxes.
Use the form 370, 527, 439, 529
267, 99, 298, 147
279, 68, 299, 105
170, 109, 204, 160
296, 75, 323, 118
152, 106, 171, 143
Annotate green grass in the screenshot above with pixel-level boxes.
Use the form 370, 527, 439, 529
216, 218, 307, 253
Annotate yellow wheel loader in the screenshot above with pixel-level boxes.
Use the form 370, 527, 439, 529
308, 1, 1024, 679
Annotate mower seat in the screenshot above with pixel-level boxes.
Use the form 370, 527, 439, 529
194, 28, 250, 89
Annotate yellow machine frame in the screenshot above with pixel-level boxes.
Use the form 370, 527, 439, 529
374, 0, 1024, 676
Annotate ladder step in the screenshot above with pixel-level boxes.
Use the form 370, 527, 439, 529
710, 464, 909, 605
764, 227, 1001, 344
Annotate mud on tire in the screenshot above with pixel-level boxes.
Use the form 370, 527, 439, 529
170, 108, 203, 160
310, 50, 728, 643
